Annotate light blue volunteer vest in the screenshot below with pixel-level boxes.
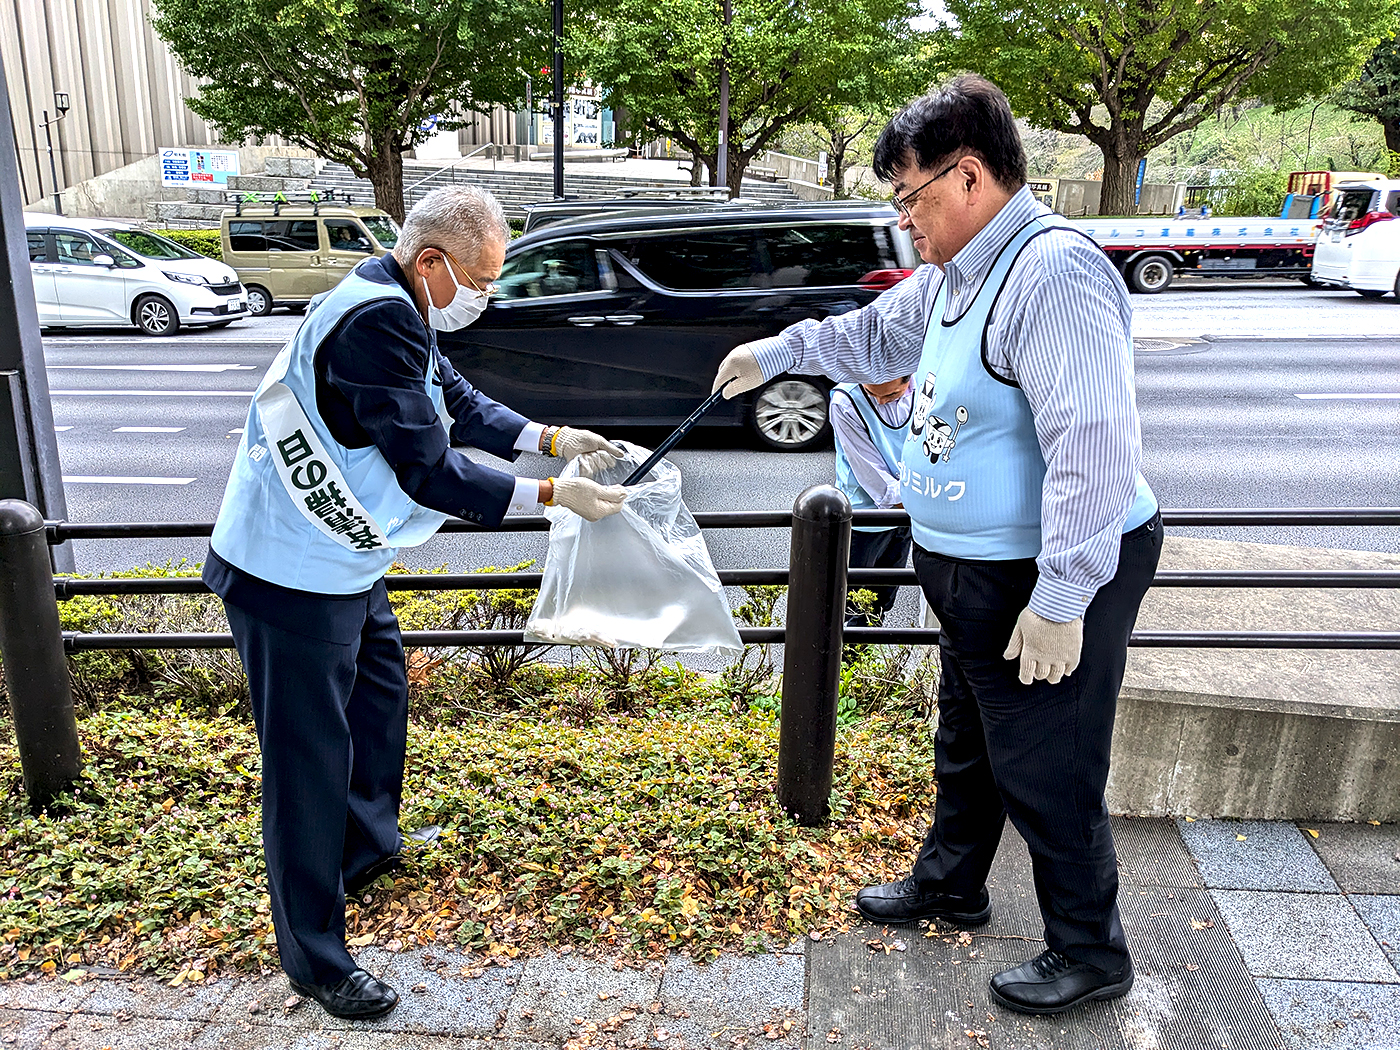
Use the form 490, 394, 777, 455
211, 263, 451, 594
900, 216, 1157, 559
832, 383, 909, 534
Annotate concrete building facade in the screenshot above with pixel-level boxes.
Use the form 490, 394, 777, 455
3, 0, 520, 209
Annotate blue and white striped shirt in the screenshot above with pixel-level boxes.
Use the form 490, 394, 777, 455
749, 186, 1145, 622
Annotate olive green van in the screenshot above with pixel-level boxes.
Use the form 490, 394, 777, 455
219, 204, 400, 315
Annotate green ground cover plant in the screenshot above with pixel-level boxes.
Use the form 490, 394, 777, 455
0, 565, 938, 982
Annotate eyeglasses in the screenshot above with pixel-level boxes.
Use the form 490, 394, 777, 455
891, 159, 963, 217
439, 247, 500, 296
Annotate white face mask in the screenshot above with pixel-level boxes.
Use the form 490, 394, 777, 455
422, 250, 488, 332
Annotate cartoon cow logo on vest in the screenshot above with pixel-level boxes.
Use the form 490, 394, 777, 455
909, 373, 967, 464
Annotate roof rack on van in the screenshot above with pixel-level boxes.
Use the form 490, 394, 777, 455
226, 188, 366, 216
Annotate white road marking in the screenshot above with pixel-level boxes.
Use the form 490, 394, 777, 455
113, 426, 186, 433
53, 425, 73, 431
50, 390, 254, 397
50, 364, 256, 372
63, 475, 196, 485
229, 428, 245, 434
1295, 393, 1400, 400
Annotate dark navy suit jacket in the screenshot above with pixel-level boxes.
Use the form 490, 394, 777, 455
206, 252, 531, 604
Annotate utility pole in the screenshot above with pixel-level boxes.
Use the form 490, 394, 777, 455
39, 93, 69, 216
552, 0, 564, 199
716, 0, 731, 195
0, 58, 73, 571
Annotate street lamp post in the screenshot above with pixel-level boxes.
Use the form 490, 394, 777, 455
552, 0, 564, 198
39, 92, 69, 216
716, 0, 730, 194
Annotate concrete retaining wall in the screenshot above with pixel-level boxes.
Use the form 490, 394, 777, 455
1105, 537, 1400, 822
24, 146, 318, 221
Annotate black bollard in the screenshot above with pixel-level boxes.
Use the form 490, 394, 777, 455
777, 485, 851, 825
0, 500, 81, 809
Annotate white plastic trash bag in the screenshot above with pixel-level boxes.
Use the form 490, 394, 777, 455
525, 441, 742, 653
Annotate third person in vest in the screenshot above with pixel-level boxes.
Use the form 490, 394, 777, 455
830, 376, 913, 628
712, 75, 1162, 1016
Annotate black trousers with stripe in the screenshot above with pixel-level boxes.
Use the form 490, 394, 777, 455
908, 513, 1162, 973
210, 555, 408, 987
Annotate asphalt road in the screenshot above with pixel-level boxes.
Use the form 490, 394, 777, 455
41, 281, 1400, 597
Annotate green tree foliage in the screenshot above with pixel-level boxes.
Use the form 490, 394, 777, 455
152, 0, 549, 221
569, 0, 933, 197
939, 0, 1399, 214
1335, 30, 1400, 154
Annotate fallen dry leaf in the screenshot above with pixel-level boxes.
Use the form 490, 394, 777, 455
1190, 919, 1215, 930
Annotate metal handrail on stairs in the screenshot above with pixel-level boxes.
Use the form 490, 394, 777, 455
404, 142, 497, 194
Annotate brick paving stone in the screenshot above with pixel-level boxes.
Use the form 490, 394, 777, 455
1351, 895, 1400, 966
1179, 820, 1339, 892
1211, 890, 1398, 982
1256, 978, 1400, 1050
1302, 822, 1400, 894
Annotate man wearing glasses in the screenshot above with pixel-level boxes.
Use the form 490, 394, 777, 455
713, 76, 1161, 1016
205, 186, 626, 1020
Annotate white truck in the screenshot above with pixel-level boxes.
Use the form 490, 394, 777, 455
1067, 214, 1323, 293
1063, 170, 1384, 293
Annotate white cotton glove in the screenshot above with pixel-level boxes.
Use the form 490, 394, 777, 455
547, 476, 627, 522
551, 426, 623, 462
574, 450, 617, 479
1003, 608, 1083, 685
712, 344, 765, 398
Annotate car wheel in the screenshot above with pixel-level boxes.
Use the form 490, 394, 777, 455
1357, 289, 1386, 300
134, 295, 179, 337
1393, 270, 1400, 301
245, 285, 273, 316
749, 377, 830, 452
1127, 255, 1173, 294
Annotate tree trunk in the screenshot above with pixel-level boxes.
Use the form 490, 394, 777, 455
1384, 116, 1399, 158
366, 148, 406, 224
1098, 139, 1141, 216
693, 151, 713, 186
831, 143, 846, 197
726, 145, 743, 199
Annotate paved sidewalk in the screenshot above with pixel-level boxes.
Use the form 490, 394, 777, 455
2, 819, 1396, 1049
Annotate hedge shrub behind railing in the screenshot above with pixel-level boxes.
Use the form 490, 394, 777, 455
150, 228, 222, 260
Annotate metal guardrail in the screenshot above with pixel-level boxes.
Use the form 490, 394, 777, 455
404, 143, 498, 194
4, 496, 1400, 813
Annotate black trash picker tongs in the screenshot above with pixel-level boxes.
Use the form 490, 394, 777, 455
621, 379, 733, 486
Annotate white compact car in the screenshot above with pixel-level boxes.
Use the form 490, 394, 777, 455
26, 215, 248, 335
1310, 180, 1400, 300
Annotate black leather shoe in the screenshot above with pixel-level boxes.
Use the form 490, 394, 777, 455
989, 950, 1133, 1015
854, 877, 991, 925
344, 825, 442, 898
289, 968, 399, 1019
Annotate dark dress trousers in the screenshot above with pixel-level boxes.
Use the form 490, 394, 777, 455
910, 512, 1162, 973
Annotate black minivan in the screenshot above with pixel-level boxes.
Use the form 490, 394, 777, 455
437, 202, 918, 451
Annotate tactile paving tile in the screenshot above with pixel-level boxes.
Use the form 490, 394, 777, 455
1112, 816, 1203, 888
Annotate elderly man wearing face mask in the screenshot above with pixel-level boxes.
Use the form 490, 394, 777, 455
203, 186, 625, 1021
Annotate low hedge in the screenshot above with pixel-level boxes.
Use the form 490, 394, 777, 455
150, 228, 222, 260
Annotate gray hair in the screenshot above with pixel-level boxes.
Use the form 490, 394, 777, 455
393, 185, 510, 269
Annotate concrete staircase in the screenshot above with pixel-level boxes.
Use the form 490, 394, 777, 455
309, 160, 802, 217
